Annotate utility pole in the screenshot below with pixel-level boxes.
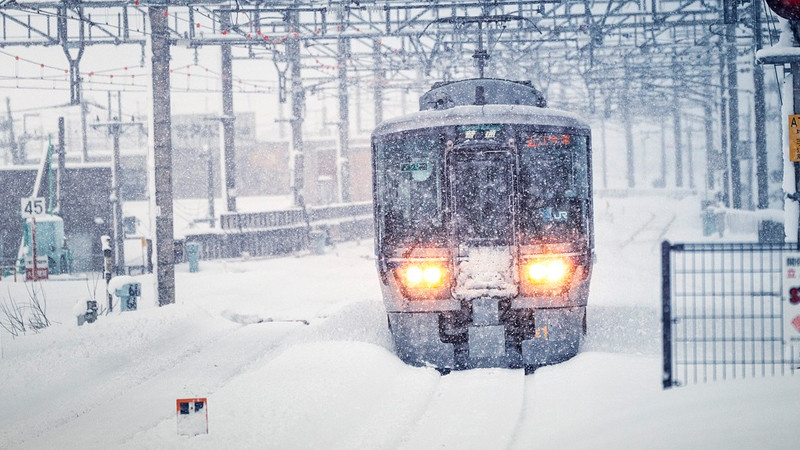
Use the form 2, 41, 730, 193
659, 116, 667, 187
686, 126, 695, 189
149, 5, 175, 307
373, 38, 384, 127
337, 13, 351, 203
760, 0, 800, 245
600, 119, 608, 189
220, 11, 237, 212
206, 144, 215, 228
6, 97, 22, 165
704, 102, 716, 191
91, 113, 143, 276
719, 53, 731, 206
288, 7, 305, 207
727, 15, 742, 208
55, 117, 65, 215
753, 0, 769, 209
673, 93, 683, 188
671, 55, 684, 188
622, 64, 634, 188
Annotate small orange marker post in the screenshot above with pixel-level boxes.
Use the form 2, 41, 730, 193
176, 397, 208, 436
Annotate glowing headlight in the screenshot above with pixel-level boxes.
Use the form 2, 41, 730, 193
405, 266, 424, 286
401, 263, 447, 288
423, 266, 443, 285
526, 258, 569, 285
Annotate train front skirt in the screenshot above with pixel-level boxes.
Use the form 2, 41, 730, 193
387, 306, 585, 370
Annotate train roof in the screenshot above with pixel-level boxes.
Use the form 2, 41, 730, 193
372, 103, 590, 137
419, 78, 547, 110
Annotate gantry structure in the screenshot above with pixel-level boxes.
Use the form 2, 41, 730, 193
0, 0, 780, 305
0, 1, 777, 207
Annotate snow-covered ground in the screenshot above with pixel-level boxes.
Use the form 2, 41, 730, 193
1, 194, 798, 449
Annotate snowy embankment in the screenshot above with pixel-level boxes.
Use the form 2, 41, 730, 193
1, 195, 798, 449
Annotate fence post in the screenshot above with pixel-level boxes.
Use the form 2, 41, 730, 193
662, 240, 673, 389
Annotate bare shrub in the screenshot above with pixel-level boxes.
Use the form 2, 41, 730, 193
0, 282, 53, 336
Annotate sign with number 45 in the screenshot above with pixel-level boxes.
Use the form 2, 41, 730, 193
21, 197, 46, 218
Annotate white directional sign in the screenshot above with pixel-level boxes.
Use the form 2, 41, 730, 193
20, 197, 46, 218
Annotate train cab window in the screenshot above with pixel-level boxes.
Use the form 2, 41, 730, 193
518, 133, 589, 243
376, 133, 445, 246
450, 150, 513, 246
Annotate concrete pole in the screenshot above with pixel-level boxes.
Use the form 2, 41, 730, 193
207, 148, 215, 228
373, 39, 384, 126
622, 86, 635, 188
288, 9, 305, 207
110, 121, 125, 275
81, 101, 88, 162
673, 95, 683, 188
148, 6, 175, 307
56, 117, 65, 214
727, 20, 742, 208
753, 0, 769, 209
220, 12, 237, 212
338, 26, 351, 203
660, 116, 667, 187
704, 102, 715, 191
719, 53, 731, 206
686, 126, 695, 189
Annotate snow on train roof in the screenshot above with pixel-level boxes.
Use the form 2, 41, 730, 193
372, 104, 590, 137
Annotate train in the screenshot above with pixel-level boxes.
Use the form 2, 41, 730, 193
371, 78, 594, 371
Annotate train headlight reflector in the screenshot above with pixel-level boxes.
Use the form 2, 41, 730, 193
526, 258, 569, 285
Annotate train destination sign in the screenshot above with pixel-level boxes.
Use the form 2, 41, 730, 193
457, 124, 503, 140
525, 133, 571, 148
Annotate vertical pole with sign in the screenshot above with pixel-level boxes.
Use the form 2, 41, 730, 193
21, 197, 47, 281
766, 3, 800, 246
793, 62, 800, 249
31, 217, 37, 282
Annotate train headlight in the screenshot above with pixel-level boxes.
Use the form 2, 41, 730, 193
526, 258, 569, 284
395, 262, 450, 300
404, 266, 425, 286
423, 266, 444, 285
401, 263, 446, 288
522, 257, 573, 294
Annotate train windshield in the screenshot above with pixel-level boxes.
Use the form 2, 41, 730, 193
376, 132, 445, 246
518, 133, 589, 243
450, 150, 513, 246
